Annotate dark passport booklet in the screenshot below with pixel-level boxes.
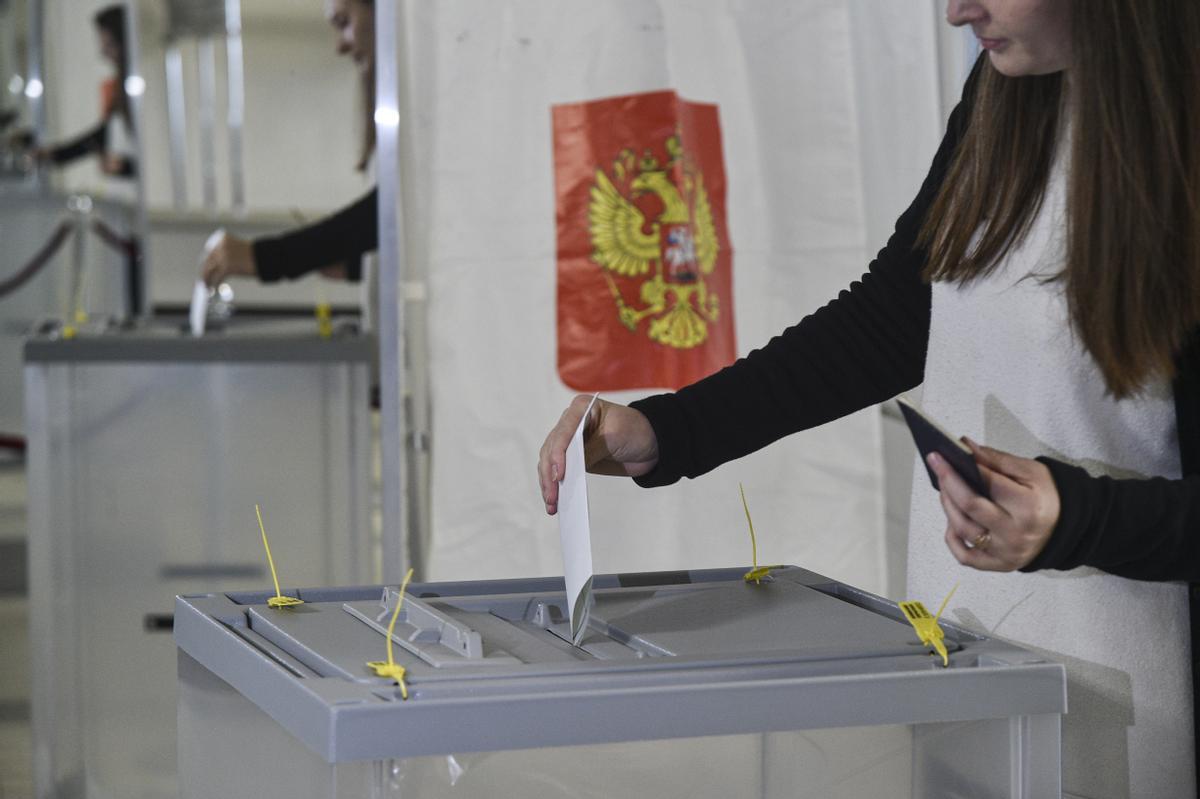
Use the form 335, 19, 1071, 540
896, 396, 990, 499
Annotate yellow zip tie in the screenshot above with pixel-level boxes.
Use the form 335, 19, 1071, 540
315, 301, 332, 339
367, 567, 415, 699
256, 504, 304, 609
739, 483, 783, 584
899, 582, 959, 667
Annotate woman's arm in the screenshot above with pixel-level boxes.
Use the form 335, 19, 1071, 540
253, 187, 378, 283
45, 122, 106, 165
630, 76, 977, 487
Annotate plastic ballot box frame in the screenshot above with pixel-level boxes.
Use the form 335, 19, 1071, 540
174, 566, 1066, 798
24, 322, 374, 799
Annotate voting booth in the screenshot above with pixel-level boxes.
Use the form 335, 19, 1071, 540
24, 320, 375, 799
175, 567, 1065, 798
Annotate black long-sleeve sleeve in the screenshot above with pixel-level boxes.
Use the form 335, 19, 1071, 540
49, 122, 106, 165
1023, 458, 1200, 582
253, 187, 378, 283
629, 83, 974, 488
47, 118, 135, 176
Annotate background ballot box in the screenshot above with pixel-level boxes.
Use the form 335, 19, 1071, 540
175, 567, 1066, 799
24, 321, 375, 799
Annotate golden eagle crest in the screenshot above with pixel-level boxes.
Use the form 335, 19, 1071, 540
587, 132, 720, 349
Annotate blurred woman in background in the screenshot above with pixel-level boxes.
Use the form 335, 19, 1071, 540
34, 5, 136, 178
201, 0, 378, 287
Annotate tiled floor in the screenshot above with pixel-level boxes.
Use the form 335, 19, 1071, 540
0, 455, 30, 799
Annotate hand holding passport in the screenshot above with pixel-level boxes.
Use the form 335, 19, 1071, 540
896, 396, 990, 499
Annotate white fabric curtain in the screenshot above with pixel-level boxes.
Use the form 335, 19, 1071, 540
395, 0, 946, 595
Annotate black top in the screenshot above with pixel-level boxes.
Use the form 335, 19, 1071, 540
49, 118, 135, 177
253, 187, 378, 284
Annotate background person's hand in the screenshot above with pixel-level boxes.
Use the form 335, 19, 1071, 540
319, 263, 348, 280
201, 233, 256, 287
927, 438, 1060, 571
100, 152, 126, 175
538, 396, 659, 515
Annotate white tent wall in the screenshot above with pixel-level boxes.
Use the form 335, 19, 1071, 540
393, 0, 949, 596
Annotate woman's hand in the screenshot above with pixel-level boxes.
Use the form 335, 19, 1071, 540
537, 396, 660, 515
100, 153, 126, 175
201, 234, 256, 287
927, 438, 1060, 571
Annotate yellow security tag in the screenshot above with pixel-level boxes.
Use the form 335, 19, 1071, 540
743, 565, 774, 583
315, 302, 332, 339
73, 309, 88, 324
738, 484, 784, 584
256, 504, 304, 609
899, 583, 958, 667
367, 567, 416, 699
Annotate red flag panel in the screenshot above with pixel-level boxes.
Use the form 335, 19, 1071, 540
553, 90, 735, 392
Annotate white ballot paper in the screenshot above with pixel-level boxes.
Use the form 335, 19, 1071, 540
191, 228, 227, 337
188, 280, 208, 337
557, 393, 598, 646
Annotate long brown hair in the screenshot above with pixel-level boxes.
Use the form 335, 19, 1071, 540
356, 0, 375, 172
919, 0, 1200, 398
94, 5, 130, 124
357, 61, 375, 172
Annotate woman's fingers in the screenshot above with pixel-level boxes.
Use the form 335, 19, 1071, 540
927, 452, 1008, 529
537, 399, 660, 515
964, 437, 1039, 484
930, 444, 1062, 571
538, 395, 596, 515
943, 522, 1008, 571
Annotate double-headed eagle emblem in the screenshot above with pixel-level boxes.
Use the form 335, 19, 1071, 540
587, 133, 720, 349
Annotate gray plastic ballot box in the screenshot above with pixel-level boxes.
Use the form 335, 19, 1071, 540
24, 322, 375, 799
174, 567, 1066, 798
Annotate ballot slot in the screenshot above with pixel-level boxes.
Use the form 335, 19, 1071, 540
343, 587, 522, 668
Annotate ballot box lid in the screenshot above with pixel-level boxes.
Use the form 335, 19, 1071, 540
173, 566, 1066, 763
24, 318, 371, 363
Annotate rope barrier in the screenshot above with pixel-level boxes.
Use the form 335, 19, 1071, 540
90, 218, 137, 259
0, 220, 74, 299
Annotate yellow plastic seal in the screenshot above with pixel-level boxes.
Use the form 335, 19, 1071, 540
739, 484, 783, 584
367, 568, 416, 699
899, 583, 958, 667
316, 302, 332, 339
256, 504, 304, 609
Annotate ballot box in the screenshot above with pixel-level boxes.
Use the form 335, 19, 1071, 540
174, 567, 1065, 798
24, 321, 375, 799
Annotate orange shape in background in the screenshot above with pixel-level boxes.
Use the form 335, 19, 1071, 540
553, 90, 735, 392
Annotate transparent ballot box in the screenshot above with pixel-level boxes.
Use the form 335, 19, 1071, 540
174, 567, 1066, 798
24, 322, 374, 799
